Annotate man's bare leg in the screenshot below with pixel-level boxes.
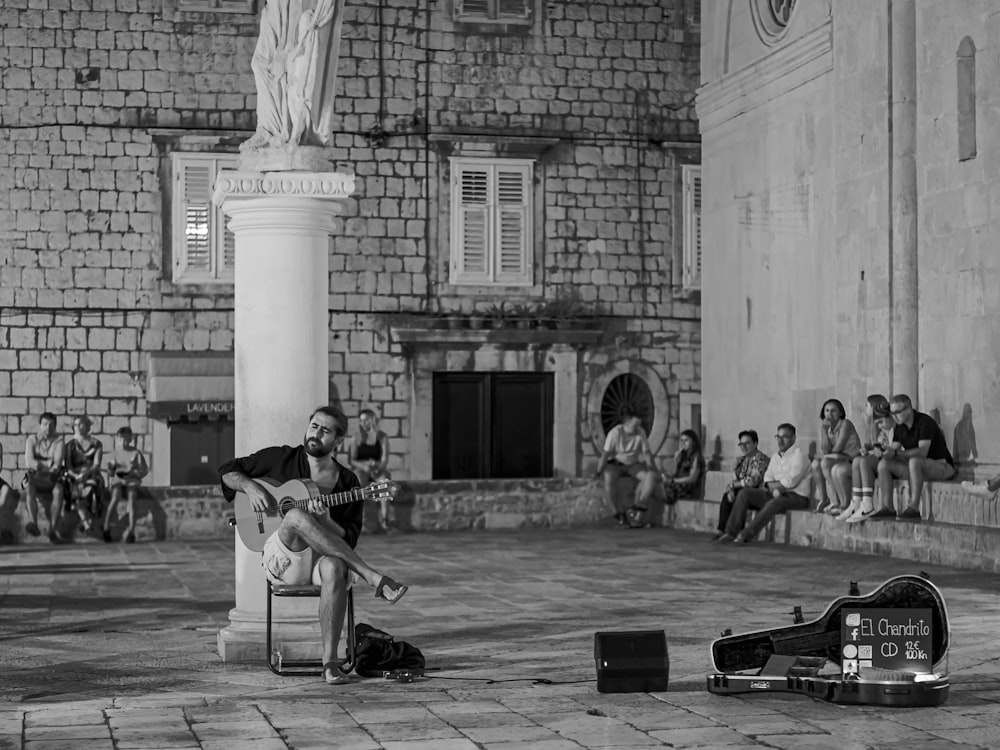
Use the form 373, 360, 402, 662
24, 486, 41, 536
278, 509, 395, 591
316, 556, 351, 683
601, 466, 623, 516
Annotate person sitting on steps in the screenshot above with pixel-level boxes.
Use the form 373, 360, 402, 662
348, 408, 393, 532
22, 412, 69, 544
594, 409, 663, 528
711, 429, 770, 542
868, 394, 956, 522
662, 429, 706, 506
103, 426, 149, 543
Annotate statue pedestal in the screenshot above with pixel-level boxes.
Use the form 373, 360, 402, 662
213, 170, 355, 662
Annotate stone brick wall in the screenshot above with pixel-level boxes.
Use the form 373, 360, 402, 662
0, 0, 701, 484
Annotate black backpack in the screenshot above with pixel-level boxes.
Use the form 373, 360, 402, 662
353, 622, 425, 678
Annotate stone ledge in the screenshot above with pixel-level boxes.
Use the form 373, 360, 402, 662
2, 476, 998, 571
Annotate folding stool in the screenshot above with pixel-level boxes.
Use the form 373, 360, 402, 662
265, 580, 356, 676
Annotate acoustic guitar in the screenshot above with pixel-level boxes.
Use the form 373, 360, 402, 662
232, 477, 398, 552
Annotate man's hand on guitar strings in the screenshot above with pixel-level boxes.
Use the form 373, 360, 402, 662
246, 484, 273, 513
307, 498, 326, 514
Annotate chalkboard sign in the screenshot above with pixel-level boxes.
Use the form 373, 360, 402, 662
840, 608, 933, 676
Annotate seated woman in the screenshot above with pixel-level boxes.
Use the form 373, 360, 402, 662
811, 398, 862, 515
845, 399, 895, 522
63, 416, 104, 534
662, 429, 706, 506
348, 408, 392, 531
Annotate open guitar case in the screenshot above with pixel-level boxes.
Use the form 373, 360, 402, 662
706, 573, 950, 707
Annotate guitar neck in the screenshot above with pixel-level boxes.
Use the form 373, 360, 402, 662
287, 487, 363, 512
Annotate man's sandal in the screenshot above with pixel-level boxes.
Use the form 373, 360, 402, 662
324, 662, 350, 685
374, 575, 409, 605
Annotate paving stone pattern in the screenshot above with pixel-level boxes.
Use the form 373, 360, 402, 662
2, 527, 1000, 748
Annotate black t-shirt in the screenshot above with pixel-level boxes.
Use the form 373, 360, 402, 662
893, 411, 954, 467
218, 444, 363, 549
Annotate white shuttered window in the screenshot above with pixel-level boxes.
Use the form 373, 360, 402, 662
450, 158, 533, 287
454, 0, 532, 23
172, 153, 237, 284
681, 164, 702, 291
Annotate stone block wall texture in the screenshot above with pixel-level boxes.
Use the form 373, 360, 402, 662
0, 0, 702, 484
699, 0, 1000, 476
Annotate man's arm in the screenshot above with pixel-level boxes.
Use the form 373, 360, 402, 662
221, 469, 272, 513
594, 447, 613, 476
896, 439, 931, 460
24, 435, 37, 472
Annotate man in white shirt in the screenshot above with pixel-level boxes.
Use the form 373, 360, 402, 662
717, 423, 812, 543
594, 410, 662, 525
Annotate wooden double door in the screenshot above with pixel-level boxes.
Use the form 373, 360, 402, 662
432, 372, 554, 479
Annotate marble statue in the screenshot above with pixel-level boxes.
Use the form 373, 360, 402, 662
243, 0, 346, 155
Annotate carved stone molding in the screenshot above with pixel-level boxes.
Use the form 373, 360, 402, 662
696, 20, 832, 133
212, 170, 356, 206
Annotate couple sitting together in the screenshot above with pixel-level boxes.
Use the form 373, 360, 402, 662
595, 409, 704, 528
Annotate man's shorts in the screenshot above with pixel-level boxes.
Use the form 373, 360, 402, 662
261, 532, 359, 588
607, 460, 655, 481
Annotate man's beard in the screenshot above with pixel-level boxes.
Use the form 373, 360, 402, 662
304, 435, 333, 458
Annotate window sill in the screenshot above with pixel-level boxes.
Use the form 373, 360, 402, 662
390, 325, 603, 347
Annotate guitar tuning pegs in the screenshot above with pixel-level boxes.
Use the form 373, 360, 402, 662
849, 581, 860, 596
791, 606, 804, 624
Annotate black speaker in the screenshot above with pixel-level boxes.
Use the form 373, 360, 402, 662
594, 629, 669, 693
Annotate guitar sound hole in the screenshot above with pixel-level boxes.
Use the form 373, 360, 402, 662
278, 499, 296, 516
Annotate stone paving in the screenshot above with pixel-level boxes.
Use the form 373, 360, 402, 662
1, 526, 1000, 749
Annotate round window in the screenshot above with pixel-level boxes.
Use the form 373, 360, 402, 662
600, 374, 654, 436
750, 0, 797, 45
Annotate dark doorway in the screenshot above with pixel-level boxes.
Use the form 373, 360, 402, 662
169, 418, 235, 485
432, 372, 553, 479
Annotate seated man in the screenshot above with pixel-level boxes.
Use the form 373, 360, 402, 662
219, 405, 409, 686
594, 409, 662, 527
717, 423, 812, 543
711, 429, 770, 542
22, 412, 68, 543
870, 394, 956, 521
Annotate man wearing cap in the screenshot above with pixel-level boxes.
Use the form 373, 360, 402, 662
871, 394, 955, 521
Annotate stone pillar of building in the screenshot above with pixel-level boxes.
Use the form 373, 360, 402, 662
213, 170, 355, 662
889, 0, 919, 398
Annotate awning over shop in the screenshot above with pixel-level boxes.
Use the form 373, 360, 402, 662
146, 352, 234, 420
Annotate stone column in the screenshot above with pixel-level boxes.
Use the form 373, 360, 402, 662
213, 170, 355, 662
889, 0, 919, 398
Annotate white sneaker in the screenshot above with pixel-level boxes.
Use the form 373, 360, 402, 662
844, 506, 872, 524
962, 481, 997, 500
836, 503, 858, 521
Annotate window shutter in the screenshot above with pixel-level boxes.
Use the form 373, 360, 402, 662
682, 165, 702, 291
494, 167, 530, 283
176, 160, 213, 278
450, 157, 534, 287
454, 166, 490, 281
172, 153, 238, 283
498, 0, 531, 21
456, 0, 490, 18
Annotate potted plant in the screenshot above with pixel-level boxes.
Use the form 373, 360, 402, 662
467, 309, 487, 330
508, 302, 535, 330
486, 301, 511, 329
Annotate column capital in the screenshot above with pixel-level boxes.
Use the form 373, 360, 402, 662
213, 170, 356, 207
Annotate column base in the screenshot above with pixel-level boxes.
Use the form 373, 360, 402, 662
217, 605, 323, 663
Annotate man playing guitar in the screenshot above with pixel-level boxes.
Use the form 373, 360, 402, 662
219, 405, 409, 685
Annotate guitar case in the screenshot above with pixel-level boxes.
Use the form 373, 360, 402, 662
706, 574, 950, 707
